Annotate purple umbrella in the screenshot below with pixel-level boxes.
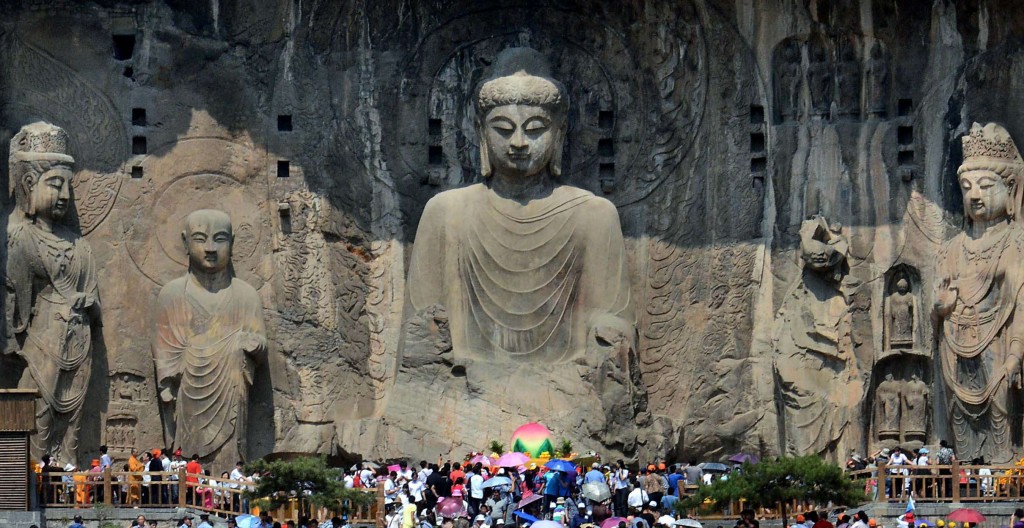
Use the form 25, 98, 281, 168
727, 453, 758, 464
435, 497, 467, 518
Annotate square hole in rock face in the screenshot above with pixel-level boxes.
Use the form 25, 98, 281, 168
429, 145, 444, 166
898, 98, 913, 117
598, 138, 614, 157
130, 166, 143, 179
132, 108, 146, 127
277, 160, 290, 178
277, 115, 293, 132
751, 156, 767, 172
599, 110, 614, 129
898, 150, 914, 165
750, 105, 765, 124
132, 136, 147, 155
898, 126, 913, 145
750, 132, 766, 153
112, 34, 136, 60
428, 118, 442, 137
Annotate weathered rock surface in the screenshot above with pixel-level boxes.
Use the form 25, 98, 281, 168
0, 0, 1023, 469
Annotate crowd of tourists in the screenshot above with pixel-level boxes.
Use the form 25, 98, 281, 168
36, 445, 258, 510
369, 458, 716, 528
842, 441, 992, 499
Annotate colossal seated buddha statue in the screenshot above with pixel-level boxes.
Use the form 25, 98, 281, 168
406, 47, 634, 364
378, 48, 641, 457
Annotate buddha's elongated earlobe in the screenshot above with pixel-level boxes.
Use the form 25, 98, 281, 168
549, 122, 567, 177
479, 126, 492, 178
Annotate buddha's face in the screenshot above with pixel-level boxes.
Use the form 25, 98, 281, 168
896, 279, 909, 294
183, 211, 233, 275
29, 165, 72, 222
960, 169, 1010, 223
483, 104, 561, 178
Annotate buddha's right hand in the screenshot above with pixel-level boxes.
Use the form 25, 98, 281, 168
933, 277, 958, 316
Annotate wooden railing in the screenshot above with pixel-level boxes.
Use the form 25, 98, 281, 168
848, 462, 1024, 503
35, 469, 381, 521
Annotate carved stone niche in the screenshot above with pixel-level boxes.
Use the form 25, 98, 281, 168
870, 357, 930, 450
108, 370, 150, 409
806, 33, 834, 118
103, 413, 138, 460
881, 265, 925, 359
772, 36, 803, 124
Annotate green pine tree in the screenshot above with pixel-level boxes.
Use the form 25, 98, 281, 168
245, 456, 375, 516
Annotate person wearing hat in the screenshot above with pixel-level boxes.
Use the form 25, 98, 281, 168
149, 449, 165, 505
868, 520, 877, 528
585, 462, 606, 484
197, 513, 213, 528
897, 511, 914, 528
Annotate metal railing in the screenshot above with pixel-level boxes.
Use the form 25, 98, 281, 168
35, 468, 381, 522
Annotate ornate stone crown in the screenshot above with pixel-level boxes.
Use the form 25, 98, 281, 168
10, 121, 74, 164
962, 122, 1023, 164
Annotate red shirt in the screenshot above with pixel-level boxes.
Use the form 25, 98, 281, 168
186, 461, 202, 484
450, 470, 465, 484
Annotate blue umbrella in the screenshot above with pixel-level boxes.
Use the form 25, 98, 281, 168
515, 511, 540, 523
235, 515, 262, 528
545, 459, 577, 473
483, 476, 513, 488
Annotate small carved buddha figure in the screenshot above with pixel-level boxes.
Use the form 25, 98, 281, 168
901, 372, 929, 441
875, 373, 901, 440
934, 122, 1024, 464
153, 209, 266, 465
5, 122, 100, 463
887, 278, 916, 350
406, 47, 634, 364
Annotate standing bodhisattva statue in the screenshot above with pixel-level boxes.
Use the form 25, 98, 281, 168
406, 47, 635, 363
935, 122, 1024, 463
153, 209, 266, 464
5, 122, 100, 464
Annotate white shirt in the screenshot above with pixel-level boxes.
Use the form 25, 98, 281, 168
231, 467, 245, 482
360, 469, 374, 486
410, 480, 425, 502
627, 487, 646, 508
470, 474, 485, 499
385, 478, 397, 503
170, 459, 187, 481
161, 456, 171, 471
344, 475, 355, 488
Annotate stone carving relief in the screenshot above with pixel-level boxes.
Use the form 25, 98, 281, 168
871, 360, 930, 448
773, 216, 862, 457
902, 373, 929, 442
103, 414, 138, 459
883, 266, 923, 354
770, 34, 892, 123
275, 190, 337, 330
153, 209, 267, 465
935, 122, 1024, 464
874, 373, 901, 441
4, 122, 101, 464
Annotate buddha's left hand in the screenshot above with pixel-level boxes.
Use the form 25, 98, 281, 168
239, 331, 267, 354
70, 292, 96, 311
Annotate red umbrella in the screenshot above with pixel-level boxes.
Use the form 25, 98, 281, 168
948, 509, 986, 524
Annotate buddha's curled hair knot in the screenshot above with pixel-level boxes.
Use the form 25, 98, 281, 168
476, 47, 568, 116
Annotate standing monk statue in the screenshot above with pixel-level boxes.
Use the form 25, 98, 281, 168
5, 122, 100, 464
153, 209, 266, 465
934, 122, 1024, 463
406, 47, 634, 363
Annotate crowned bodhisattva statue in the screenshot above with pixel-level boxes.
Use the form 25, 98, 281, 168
5, 122, 100, 464
934, 122, 1024, 463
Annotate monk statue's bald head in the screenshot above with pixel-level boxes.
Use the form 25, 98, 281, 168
182, 209, 233, 276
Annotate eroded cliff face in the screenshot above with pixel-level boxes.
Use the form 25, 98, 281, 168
0, 0, 1021, 468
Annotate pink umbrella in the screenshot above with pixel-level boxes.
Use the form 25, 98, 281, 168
435, 497, 467, 518
496, 452, 531, 467
518, 492, 544, 509
601, 518, 629, 528
469, 454, 494, 467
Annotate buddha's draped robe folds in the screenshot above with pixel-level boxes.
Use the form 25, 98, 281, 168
153, 275, 265, 459
408, 183, 632, 363
7, 222, 98, 462
937, 224, 1024, 463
